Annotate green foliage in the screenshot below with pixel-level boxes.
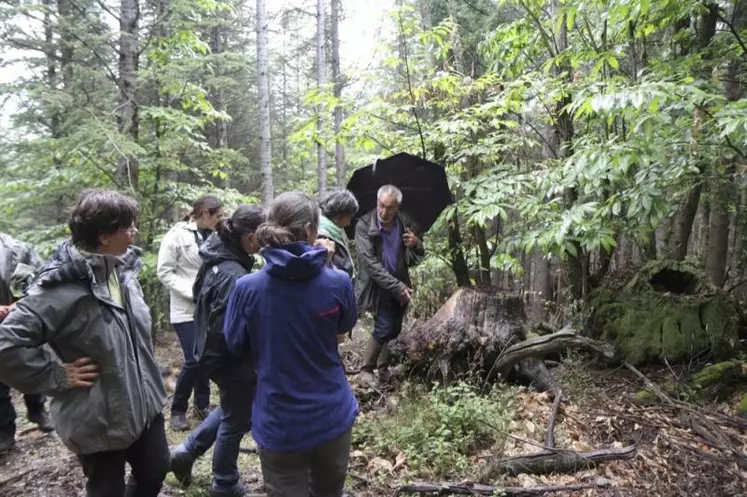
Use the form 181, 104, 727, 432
409, 255, 458, 319
353, 381, 516, 479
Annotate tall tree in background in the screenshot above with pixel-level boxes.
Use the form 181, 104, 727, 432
316, 0, 327, 194
118, 0, 140, 189
257, 0, 273, 206
331, 0, 345, 186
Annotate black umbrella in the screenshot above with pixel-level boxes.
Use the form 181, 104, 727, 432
345, 152, 453, 237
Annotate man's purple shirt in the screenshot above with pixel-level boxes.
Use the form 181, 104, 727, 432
377, 217, 401, 275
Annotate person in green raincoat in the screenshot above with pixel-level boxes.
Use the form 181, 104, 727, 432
316, 189, 359, 279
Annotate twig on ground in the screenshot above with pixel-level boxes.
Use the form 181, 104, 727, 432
397, 481, 608, 496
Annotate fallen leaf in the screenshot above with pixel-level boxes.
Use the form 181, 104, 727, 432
368, 457, 393, 473
393, 451, 407, 472
524, 420, 536, 434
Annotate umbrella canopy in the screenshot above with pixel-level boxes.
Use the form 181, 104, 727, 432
345, 152, 452, 237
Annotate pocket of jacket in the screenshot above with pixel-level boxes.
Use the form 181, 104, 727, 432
50, 379, 110, 452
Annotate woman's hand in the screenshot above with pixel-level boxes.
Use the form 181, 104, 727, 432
314, 239, 336, 265
63, 357, 100, 388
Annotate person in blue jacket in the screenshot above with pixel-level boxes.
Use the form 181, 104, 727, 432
223, 191, 358, 497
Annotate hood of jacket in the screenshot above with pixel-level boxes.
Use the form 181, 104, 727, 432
39, 240, 142, 288
198, 234, 254, 271
262, 242, 327, 281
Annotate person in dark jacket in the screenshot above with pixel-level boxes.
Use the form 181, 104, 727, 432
224, 191, 358, 497
317, 189, 359, 279
355, 185, 424, 385
0, 189, 169, 497
170, 204, 265, 497
0, 232, 54, 453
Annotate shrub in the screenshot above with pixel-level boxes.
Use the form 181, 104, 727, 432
353, 381, 517, 479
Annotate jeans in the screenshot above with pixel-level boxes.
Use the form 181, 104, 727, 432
183, 356, 255, 493
172, 321, 211, 414
372, 295, 406, 343
259, 428, 352, 497
0, 382, 45, 436
77, 414, 170, 497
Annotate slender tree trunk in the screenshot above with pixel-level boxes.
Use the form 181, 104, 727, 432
668, 4, 718, 261
331, 0, 345, 187
257, 0, 273, 207
316, 0, 327, 194
418, 0, 435, 68
117, 0, 140, 189
549, 0, 581, 298
706, 1, 746, 286
447, 0, 463, 73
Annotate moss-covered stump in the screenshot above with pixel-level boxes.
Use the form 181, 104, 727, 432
586, 260, 740, 366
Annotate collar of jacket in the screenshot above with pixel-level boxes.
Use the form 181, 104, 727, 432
366, 210, 404, 237
39, 241, 142, 302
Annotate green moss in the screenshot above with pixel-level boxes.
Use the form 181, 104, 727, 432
737, 394, 747, 417
691, 361, 741, 389
585, 261, 740, 366
633, 389, 658, 406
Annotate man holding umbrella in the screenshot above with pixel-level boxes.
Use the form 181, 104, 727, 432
355, 185, 425, 385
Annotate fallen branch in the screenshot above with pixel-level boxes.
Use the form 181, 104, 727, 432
397, 481, 607, 496
492, 329, 616, 379
625, 362, 747, 470
500, 445, 637, 476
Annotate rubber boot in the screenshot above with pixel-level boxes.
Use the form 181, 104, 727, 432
377, 342, 392, 383
359, 338, 382, 386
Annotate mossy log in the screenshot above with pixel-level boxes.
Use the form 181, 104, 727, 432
586, 260, 740, 366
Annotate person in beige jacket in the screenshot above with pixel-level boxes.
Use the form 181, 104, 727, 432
158, 194, 223, 431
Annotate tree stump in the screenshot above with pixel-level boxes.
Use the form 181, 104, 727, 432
391, 288, 558, 391
586, 260, 741, 366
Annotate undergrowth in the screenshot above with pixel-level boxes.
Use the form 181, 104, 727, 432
353, 380, 518, 480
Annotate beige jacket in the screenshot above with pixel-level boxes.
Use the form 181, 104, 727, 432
157, 221, 204, 324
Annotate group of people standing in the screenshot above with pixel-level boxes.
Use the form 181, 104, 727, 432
0, 183, 424, 497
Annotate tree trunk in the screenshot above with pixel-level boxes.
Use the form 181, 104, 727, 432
448, 210, 470, 287
418, 0, 435, 68
316, 0, 327, 195
331, 0, 345, 187
447, 0, 463, 73
257, 0, 273, 207
706, 1, 746, 287
473, 225, 491, 286
530, 254, 551, 324
668, 4, 717, 261
117, 0, 140, 189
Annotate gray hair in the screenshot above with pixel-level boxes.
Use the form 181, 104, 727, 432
254, 192, 320, 248
319, 189, 359, 219
377, 184, 403, 203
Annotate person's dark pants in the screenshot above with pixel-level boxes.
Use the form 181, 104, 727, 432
0, 381, 45, 436
171, 321, 211, 414
372, 296, 406, 343
259, 428, 352, 497
182, 357, 254, 493
77, 413, 170, 497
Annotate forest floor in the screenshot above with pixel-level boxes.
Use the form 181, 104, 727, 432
0, 317, 745, 497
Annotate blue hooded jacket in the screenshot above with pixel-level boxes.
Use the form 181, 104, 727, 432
223, 242, 359, 452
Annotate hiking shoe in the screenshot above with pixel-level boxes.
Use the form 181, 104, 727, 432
358, 369, 376, 386
378, 368, 391, 384
210, 482, 250, 497
194, 405, 215, 421
0, 432, 15, 454
28, 409, 55, 433
171, 412, 190, 432
170, 445, 195, 487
